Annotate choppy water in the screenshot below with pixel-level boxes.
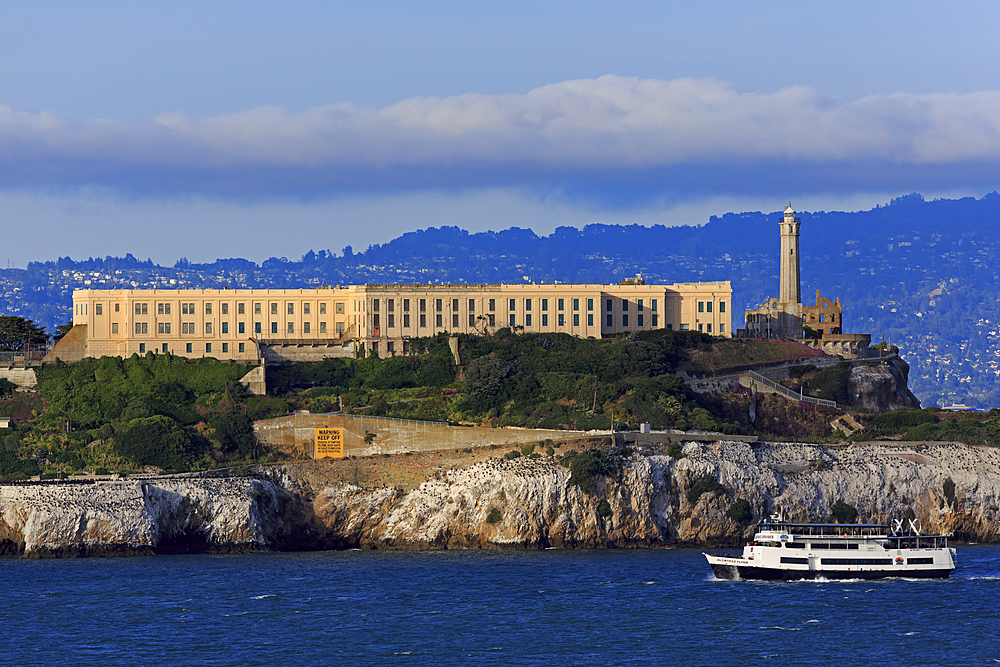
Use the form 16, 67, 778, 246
3, 546, 998, 666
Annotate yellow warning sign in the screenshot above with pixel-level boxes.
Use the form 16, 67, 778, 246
314, 428, 345, 459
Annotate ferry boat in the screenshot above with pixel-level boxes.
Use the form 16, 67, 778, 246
704, 512, 956, 580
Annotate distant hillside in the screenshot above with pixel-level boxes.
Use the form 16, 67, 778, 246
3, 192, 1000, 407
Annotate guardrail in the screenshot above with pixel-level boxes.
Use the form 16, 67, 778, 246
746, 370, 838, 409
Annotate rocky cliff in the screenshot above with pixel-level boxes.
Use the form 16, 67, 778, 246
4, 439, 999, 557
849, 357, 921, 412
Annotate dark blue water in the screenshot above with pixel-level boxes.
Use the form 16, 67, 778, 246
3, 546, 999, 666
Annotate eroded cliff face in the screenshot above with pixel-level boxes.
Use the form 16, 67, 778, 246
308, 441, 1000, 548
0, 476, 312, 557
4, 440, 999, 557
849, 357, 921, 412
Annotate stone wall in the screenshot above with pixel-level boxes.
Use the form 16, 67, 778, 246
253, 413, 610, 458
0, 368, 37, 388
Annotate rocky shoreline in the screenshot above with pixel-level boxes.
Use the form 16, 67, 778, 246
3, 440, 999, 557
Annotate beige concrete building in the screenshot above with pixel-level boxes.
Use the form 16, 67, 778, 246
52, 281, 732, 363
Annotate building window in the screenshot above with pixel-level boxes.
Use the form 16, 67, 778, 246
680, 323, 689, 331
419, 299, 426, 312
371, 342, 379, 353
488, 314, 495, 327
239, 343, 245, 354
606, 299, 612, 312
541, 299, 548, 311
652, 314, 658, 327
387, 341, 394, 353
557, 299, 564, 311
623, 314, 629, 327
420, 314, 426, 328
286, 322, 294, 335
573, 314, 579, 327
159, 323, 171, 334
638, 314, 644, 327
336, 302, 345, 314
468, 313, 475, 327
509, 298, 516, 311
698, 323, 704, 332
719, 302, 726, 313
238, 322, 245, 334
388, 314, 394, 328
720, 323, 726, 333
336, 322, 345, 334
222, 343, 228, 353
572, 298, 579, 311
114, 303, 120, 313
180, 323, 189, 334
622, 300, 629, 312
387, 299, 394, 312
698, 301, 705, 313
139, 343, 145, 354
468, 298, 475, 312
287, 303, 294, 315
436, 299, 443, 312
159, 303, 171, 315
95, 303, 103, 315
542, 314, 548, 327
372, 299, 379, 312
222, 303, 229, 315
707, 302, 713, 313
205, 322, 213, 334
488, 299, 495, 311
206, 303, 213, 315
255, 322, 261, 334
587, 299, 593, 311
180, 303, 189, 315
319, 303, 327, 315
637, 299, 643, 312
135, 303, 147, 315
271, 322, 278, 334
320, 322, 327, 334
403, 314, 410, 327
558, 314, 564, 326
304, 322, 311, 334
303, 303, 310, 315
403, 341, 409, 353
403, 299, 409, 312
452, 313, 458, 327
509, 314, 516, 327
707, 323, 712, 333
222, 322, 229, 334
135, 322, 147, 334
452, 298, 459, 311
652, 299, 658, 312
588, 314, 594, 326
162, 343, 169, 353
111, 322, 119, 334
373, 314, 380, 330
607, 314, 613, 327
436, 314, 443, 328
525, 314, 532, 327
206, 343, 212, 354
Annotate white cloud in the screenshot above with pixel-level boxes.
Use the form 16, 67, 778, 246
3, 76, 1000, 178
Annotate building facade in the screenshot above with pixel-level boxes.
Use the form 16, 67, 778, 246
54, 281, 732, 363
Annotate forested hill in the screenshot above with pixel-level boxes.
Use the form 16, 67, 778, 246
4, 192, 1000, 407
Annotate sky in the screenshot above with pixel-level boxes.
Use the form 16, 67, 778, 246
2, 1, 1000, 267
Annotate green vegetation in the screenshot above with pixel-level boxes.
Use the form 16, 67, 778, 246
726, 498, 753, 524
566, 449, 616, 496
686, 474, 727, 504
486, 507, 502, 524
0, 316, 50, 351
831, 500, 859, 524
597, 499, 612, 518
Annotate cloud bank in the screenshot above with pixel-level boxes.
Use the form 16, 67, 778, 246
2, 76, 1000, 201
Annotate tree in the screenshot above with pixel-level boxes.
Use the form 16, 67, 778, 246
0, 316, 50, 352
465, 355, 513, 399
52, 321, 75, 343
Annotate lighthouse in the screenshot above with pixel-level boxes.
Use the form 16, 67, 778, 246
779, 202, 801, 306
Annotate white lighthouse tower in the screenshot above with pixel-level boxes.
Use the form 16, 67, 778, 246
779, 202, 801, 306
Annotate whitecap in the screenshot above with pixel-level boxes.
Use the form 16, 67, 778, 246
253, 594, 276, 599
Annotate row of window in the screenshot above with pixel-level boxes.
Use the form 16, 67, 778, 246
131, 321, 348, 336
90, 301, 350, 318
696, 301, 726, 313
136, 342, 247, 355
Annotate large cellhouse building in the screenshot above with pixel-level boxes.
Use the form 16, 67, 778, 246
50, 281, 732, 363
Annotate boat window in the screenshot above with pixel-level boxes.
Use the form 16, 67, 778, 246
907, 558, 934, 565
828, 543, 848, 550
780, 557, 808, 565
820, 558, 892, 566
847, 543, 859, 550
785, 542, 806, 549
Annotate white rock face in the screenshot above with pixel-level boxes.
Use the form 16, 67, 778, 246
0, 477, 304, 556
311, 441, 1000, 548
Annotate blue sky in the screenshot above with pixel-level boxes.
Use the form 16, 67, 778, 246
2, 1, 1000, 266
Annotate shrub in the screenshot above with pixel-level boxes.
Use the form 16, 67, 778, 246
943, 478, 956, 506
687, 473, 726, 504
504, 450, 521, 460
597, 499, 612, 518
870, 409, 938, 433
568, 449, 616, 495
831, 500, 859, 524
113, 415, 198, 472
726, 498, 753, 524
520, 443, 535, 456
486, 507, 502, 524
94, 467, 111, 476
545, 446, 555, 457
667, 443, 686, 460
